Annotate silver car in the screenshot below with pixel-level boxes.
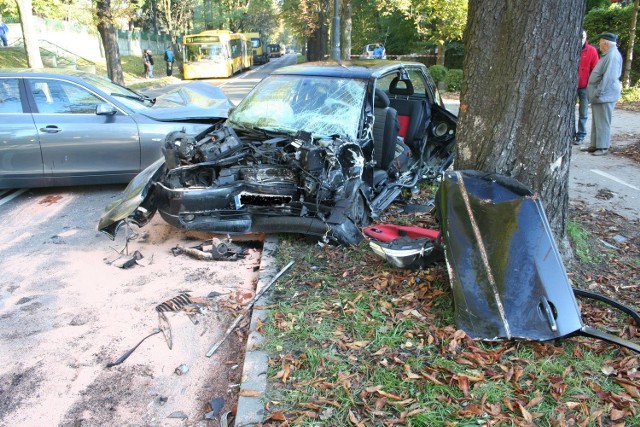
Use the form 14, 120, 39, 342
0, 69, 232, 189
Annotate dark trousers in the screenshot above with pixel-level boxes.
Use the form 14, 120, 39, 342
166, 61, 173, 76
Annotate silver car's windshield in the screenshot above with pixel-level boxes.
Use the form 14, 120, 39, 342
228, 75, 367, 139
81, 74, 154, 109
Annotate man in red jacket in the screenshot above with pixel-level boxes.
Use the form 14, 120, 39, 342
575, 30, 599, 145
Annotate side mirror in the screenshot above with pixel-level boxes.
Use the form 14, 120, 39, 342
96, 103, 117, 116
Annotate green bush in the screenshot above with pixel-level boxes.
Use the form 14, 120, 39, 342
428, 64, 448, 83
444, 69, 463, 91
584, 4, 640, 86
620, 84, 640, 103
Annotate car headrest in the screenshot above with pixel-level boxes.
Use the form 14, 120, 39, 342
374, 88, 390, 108
389, 77, 414, 96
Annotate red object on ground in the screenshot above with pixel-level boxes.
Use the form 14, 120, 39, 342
362, 224, 440, 243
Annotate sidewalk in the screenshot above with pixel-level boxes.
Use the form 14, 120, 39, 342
442, 99, 639, 221
569, 108, 640, 221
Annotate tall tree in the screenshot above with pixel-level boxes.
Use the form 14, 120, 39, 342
155, 0, 195, 67
15, 0, 43, 68
282, 0, 329, 60
95, 0, 141, 84
341, 0, 352, 60
408, 0, 467, 65
456, 1, 584, 242
622, 0, 638, 88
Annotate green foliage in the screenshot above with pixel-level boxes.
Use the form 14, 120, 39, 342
410, 0, 467, 45
586, 0, 611, 13
583, 3, 640, 86
428, 64, 448, 83
444, 68, 463, 91
620, 84, 640, 103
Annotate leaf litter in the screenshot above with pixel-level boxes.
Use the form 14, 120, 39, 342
261, 189, 640, 426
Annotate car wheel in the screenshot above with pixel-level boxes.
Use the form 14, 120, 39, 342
349, 190, 370, 228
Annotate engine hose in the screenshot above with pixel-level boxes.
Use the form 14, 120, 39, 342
573, 288, 640, 326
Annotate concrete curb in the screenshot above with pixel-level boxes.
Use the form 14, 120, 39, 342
235, 235, 279, 426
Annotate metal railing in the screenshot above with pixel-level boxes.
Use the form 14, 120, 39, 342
9, 39, 97, 73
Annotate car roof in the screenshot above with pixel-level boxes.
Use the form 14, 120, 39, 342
271, 60, 424, 80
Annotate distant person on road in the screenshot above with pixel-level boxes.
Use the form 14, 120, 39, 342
0, 16, 9, 47
164, 46, 174, 77
574, 30, 599, 146
583, 32, 623, 156
373, 43, 383, 59
143, 49, 154, 79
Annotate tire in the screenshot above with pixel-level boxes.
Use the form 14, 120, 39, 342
349, 190, 370, 228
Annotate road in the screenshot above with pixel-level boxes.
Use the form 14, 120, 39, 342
0, 54, 296, 427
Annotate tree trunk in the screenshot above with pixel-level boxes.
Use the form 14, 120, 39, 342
436, 42, 445, 65
341, 0, 352, 60
307, 4, 327, 61
622, 0, 639, 89
97, 0, 125, 85
16, 0, 43, 68
456, 0, 584, 241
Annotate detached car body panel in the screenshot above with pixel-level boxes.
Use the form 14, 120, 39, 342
99, 60, 457, 244
437, 170, 585, 341
0, 69, 231, 189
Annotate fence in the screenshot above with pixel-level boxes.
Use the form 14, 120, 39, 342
4, 17, 172, 62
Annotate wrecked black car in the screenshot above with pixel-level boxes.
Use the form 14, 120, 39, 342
98, 60, 457, 244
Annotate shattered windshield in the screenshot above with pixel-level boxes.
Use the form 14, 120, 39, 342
228, 75, 367, 139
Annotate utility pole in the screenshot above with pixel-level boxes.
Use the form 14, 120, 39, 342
332, 0, 340, 60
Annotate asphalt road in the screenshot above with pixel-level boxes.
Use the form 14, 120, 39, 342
0, 54, 298, 426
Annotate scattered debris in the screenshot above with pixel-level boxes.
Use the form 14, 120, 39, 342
111, 250, 144, 269
174, 364, 189, 375
172, 237, 248, 261
204, 397, 225, 418
612, 234, 628, 244
596, 188, 615, 200
156, 293, 193, 312
206, 260, 294, 357
106, 312, 173, 368
599, 239, 619, 250
167, 411, 188, 419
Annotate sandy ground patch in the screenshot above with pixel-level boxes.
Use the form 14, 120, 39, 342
0, 187, 262, 426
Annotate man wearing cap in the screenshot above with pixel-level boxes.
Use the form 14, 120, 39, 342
574, 31, 599, 146
582, 32, 623, 156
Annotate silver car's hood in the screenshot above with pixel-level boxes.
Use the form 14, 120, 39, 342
142, 82, 234, 121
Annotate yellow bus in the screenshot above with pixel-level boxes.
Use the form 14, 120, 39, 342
182, 30, 247, 79
243, 32, 268, 65
239, 33, 254, 71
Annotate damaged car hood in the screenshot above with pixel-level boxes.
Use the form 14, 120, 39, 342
142, 82, 233, 122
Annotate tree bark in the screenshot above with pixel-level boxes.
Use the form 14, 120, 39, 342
622, 0, 639, 88
341, 0, 352, 60
16, 0, 43, 68
456, 0, 584, 241
436, 42, 445, 65
97, 0, 125, 85
307, 2, 327, 61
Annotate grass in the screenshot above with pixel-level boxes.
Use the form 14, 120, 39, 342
567, 220, 598, 263
261, 235, 640, 426
0, 47, 179, 87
